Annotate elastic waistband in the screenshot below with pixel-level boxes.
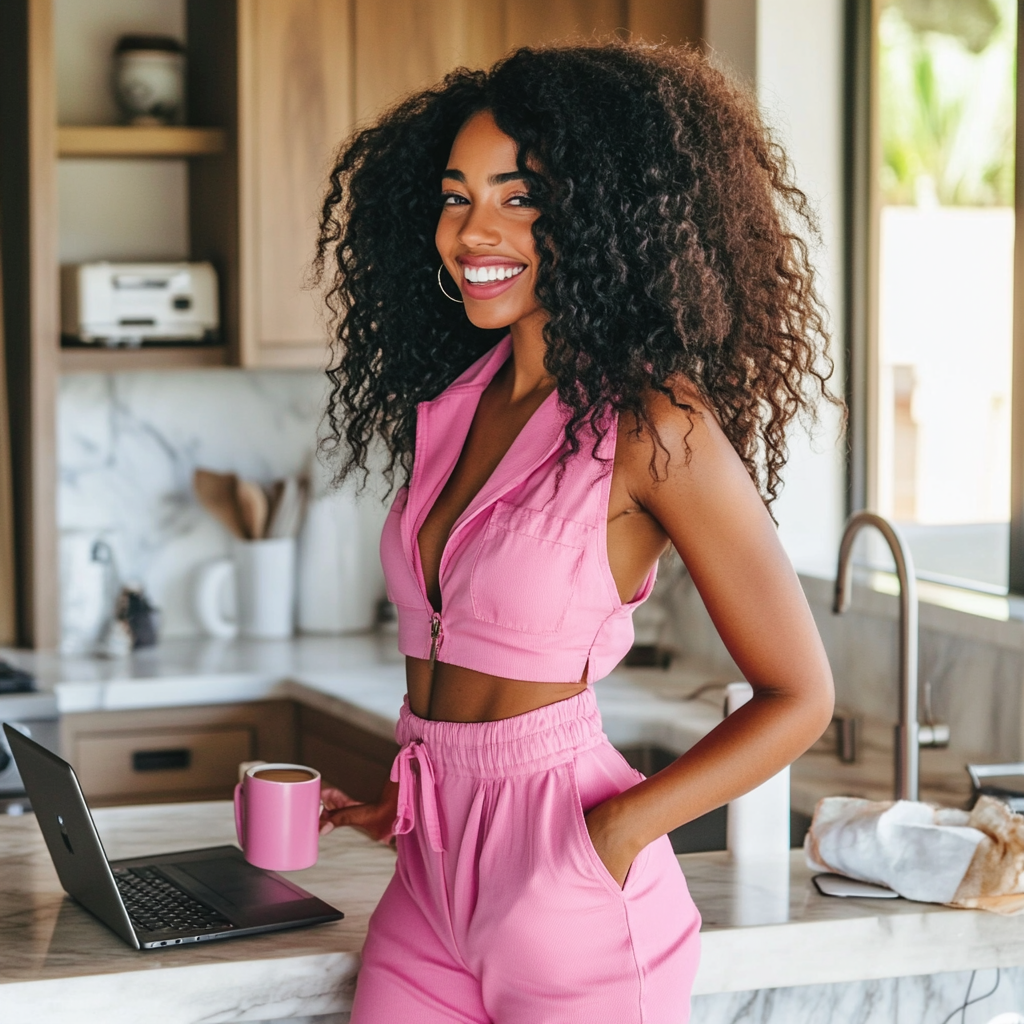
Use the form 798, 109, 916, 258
396, 687, 605, 778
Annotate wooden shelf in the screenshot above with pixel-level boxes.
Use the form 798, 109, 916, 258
60, 345, 229, 373
57, 126, 227, 158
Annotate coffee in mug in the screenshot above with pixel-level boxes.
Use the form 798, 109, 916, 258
252, 768, 317, 783
234, 762, 321, 871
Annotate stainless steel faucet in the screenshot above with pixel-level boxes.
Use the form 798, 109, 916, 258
833, 511, 947, 802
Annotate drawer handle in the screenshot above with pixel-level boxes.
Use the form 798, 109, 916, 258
132, 748, 192, 772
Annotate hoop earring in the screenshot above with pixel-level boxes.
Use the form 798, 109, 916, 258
437, 264, 463, 304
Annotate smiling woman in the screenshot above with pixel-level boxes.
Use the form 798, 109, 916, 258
314, 42, 838, 1024
437, 123, 539, 314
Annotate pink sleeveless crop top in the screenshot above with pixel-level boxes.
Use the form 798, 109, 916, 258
379, 334, 657, 684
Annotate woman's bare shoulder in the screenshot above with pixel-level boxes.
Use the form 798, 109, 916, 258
616, 376, 729, 478
614, 379, 771, 555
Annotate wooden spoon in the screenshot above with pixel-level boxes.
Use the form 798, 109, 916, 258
235, 478, 269, 540
267, 476, 298, 538
265, 479, 286, 536
193, 469, 246, 539
267, 475, 309, 538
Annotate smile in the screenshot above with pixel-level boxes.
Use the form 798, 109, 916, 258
456, 259, 528, 301
462, 264, 525, 283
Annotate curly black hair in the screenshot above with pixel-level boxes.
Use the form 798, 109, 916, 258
315, 41, 840, 506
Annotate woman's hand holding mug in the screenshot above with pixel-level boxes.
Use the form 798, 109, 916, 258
319, 779, 399, 846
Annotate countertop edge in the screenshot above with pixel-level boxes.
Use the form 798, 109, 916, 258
1, 950, 361, 1024
693, 905, 1024, 994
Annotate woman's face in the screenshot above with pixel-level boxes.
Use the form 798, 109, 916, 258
436, 110, 543, 331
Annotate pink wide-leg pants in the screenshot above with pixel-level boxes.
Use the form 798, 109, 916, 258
351, 688, 701, 1024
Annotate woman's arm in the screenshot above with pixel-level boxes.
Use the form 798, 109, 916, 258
587, 389, 835, 885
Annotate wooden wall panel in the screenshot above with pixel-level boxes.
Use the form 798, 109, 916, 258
628, 0, 703, 46
0, 0, 59, 647
504, 1, 702, 51
235, 0, 704, 369
0, 3, 33, 646
464, 3, 508, 69
504, 0, 628, 49
0, 209, 17, 645
26, 0, 58, 649
239, 0, 354, 364
188, 0, 241, 364
353, 0, 504, 125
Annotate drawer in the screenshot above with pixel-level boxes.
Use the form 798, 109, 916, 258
60, 700, 297, 805
73, 726, 254, 800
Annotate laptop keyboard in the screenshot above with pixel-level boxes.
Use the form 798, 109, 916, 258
113, 866, 234, 935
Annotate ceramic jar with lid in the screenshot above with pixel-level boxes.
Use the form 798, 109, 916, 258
113, 34, 186, 126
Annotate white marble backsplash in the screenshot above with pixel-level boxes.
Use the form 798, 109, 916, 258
57, 370, 388, 645
656, 553, 1024, 773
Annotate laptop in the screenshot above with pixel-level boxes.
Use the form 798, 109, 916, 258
4, 723, 343, 949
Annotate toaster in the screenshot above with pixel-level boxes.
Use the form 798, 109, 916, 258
60, 261, 219, 346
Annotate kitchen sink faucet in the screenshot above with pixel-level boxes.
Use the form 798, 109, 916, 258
833, 510, 947, 802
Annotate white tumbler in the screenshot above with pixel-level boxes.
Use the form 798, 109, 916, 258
725, 681, 791, 861
725, 681, 791, 925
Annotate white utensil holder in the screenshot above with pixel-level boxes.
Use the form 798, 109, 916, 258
195, 538, 295, 640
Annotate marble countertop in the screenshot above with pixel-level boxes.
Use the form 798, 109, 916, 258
0, 633, 983, 815
3, 801, 1022, 1023
0, 633, 728, 755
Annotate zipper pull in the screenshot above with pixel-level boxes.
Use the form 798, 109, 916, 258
428, 613, 443, 663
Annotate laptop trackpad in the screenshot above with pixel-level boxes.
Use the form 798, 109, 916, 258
169, 858, 318, 925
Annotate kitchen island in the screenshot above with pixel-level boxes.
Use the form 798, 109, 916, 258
3, 801, 1024, 1024
2, 635, 1021, 1022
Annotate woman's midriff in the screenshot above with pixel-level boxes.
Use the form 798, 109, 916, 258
406, 655, 589, 722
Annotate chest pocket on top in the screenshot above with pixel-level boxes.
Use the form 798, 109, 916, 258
470, 501, 592, 634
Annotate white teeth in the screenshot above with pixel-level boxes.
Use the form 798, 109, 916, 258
463, 264, 524, 284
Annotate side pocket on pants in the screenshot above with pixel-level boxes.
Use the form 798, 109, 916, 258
567, 759, 648, 897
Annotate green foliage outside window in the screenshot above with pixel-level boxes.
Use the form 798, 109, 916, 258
879, 0, 1016, 207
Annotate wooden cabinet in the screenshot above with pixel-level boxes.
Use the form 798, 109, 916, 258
352, 1, 504, 124
0, 0, 700, 647
237, 0, 354, 368
235, 0, 702, 370
297, 704, 398, 803
0, 0, 60, 647
505, 0, 629, 46
236, 0, 504, 369
61, 700, 297, 806
58, 696, 400, 808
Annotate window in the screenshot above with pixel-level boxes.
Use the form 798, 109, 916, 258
853, 0, 1019, 592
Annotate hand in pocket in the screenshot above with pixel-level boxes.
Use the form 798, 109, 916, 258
584, 798, 641, 889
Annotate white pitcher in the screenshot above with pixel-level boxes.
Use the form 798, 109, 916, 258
194, 537, 295, 640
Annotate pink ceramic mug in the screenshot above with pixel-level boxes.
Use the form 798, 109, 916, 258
234, 762, 321, 870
